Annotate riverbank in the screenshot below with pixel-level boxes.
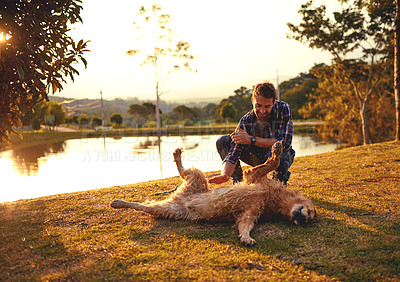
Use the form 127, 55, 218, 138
0, 122, 319, 153
0, 141, 399, 280
0, 124, 238, 152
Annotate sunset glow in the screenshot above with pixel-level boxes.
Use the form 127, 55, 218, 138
63, 0, 339, 101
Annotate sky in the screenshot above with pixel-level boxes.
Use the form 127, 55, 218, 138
63, 0, 341, 102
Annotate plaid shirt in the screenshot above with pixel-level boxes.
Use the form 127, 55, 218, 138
225, 100, 294, 165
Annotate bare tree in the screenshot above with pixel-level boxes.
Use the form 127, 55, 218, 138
127, 4, 195, 137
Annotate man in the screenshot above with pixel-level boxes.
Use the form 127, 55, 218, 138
209, 81, 295, 185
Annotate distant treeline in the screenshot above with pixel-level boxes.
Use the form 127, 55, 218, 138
33, 60, 395, 146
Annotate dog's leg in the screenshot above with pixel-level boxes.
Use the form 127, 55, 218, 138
173, 148, 187, 179
111, 199, 152, 211
110, 199, 189, 220
243, 162, 278, 184
243, 142, 283, 184
235, 208, 259, 246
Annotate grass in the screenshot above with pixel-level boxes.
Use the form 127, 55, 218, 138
0, 141, 399, 280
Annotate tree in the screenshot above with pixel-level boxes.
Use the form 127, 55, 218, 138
216, 86, 253, 122
234, 86, 253, 98
20, 99, 65, 130
288, 0, 395, 145
110, 113, 123, 127
0, 0, 89, 142
72, 116, 79, 125
142, 102, 160, 118
45, 100, 66, 129
173, 105, 198, 122
127, 104, 148, 120
32, 118, 41, 131
127, 102, 160, 127
200, 103, 217, 120
126, 3, 195, 137
300, 62, 394, 145
279, 65, 321, 119
79, 114, 89, 127
396, 0, 400, 141
220, 103, 237, 122
91, 117, 102, 128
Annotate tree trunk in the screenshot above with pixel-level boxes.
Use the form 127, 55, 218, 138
353, 82, 372, 145
155, 92, 161, 138
360, 104, 371, 145
395, 0, 400, 141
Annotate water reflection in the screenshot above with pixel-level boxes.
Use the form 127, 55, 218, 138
6, 141, 66, 175
132, 137, 161, 153
0, 134, 336, 203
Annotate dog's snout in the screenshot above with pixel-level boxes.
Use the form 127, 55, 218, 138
292, 206, 306, 225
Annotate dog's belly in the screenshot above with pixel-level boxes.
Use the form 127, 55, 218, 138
184, 186, 239, 221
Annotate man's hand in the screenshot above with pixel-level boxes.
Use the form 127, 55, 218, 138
208, 174, 229, 184
230, 129, 251, 145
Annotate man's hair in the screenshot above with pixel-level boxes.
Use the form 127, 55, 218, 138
252, 82, 276, 101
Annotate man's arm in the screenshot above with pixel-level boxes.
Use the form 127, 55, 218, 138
208, 132, 275, 184
230, 130, 275, 148
208, 161, 236, 184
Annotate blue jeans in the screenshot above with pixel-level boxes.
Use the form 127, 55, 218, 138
216, 135, 295, 183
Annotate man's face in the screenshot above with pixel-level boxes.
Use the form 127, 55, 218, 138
251, 96, 275, 121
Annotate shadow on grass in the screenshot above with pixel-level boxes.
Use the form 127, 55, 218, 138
92, 196, 399, 281
0, 199, 86, 281
1, 192, 399, 281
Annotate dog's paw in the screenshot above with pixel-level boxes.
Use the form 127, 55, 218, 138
173, 148, 182, 160
239, 235, 256, 246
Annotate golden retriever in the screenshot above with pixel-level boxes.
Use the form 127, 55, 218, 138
111, 142, 316, 245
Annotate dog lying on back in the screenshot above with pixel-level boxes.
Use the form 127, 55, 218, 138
111, 142, 316, 245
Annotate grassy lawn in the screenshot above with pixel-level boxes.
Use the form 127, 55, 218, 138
0, 141, 399, 280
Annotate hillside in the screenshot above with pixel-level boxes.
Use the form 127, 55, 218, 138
50, 96, 219, 126
0, 141, 399, 280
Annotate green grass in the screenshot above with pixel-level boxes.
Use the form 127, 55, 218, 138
1, 141, 399, 280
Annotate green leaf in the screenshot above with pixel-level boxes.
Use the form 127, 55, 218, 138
16, 60, 25, 80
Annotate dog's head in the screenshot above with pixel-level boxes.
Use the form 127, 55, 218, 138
271, 141, 283, 156
290, 202, 316, 225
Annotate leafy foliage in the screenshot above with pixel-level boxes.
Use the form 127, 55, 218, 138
173, 105, 198, 121
288, 0, 395, 144
91, 116, 102, 128
216, 86, 253, 122
280, 65, 321, 119
300, 63, 395, 145
0, 0, 89, 142
110, 113, 123, 126
220, 102, 237, 122
20, 100, 66, 130
127, 102, 162, 127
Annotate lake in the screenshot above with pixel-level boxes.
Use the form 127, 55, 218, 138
0, 134, 337, 203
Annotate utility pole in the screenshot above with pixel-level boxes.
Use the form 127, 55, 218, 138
100, 90, 105, 127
